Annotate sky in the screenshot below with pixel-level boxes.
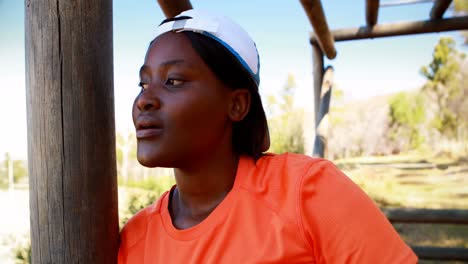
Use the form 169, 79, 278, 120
0, 0, 467, 159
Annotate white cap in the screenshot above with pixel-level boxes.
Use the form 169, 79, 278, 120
155, 9, 260, 86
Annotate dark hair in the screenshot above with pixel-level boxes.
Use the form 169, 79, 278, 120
181, 31, 268, 160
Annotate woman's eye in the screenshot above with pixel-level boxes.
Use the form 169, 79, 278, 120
166, 78, 184, 86
138, 82, 149, 90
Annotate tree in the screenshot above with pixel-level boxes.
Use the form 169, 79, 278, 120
0, 153, 28, 189
420, 37, 466, 139
453, 0, 468, 44
267, 74, 305, 154
116, 130, 137, 183
388, 92, 426, 149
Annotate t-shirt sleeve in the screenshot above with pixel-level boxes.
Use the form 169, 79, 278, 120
118, 207, 150, 264
298, 159, 417, 263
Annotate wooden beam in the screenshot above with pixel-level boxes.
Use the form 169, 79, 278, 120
430, 0, 453, 19
384, 208, 468, 224
412, 246, 468, 261
310, 16, 468, 42
366, 0, 380, 26
300, 0, 337, 59
380, 0, 434, 7
26, 0, 118, 262
157, 0, 193, 18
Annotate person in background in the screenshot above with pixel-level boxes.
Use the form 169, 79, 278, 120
118, 9, 417, 263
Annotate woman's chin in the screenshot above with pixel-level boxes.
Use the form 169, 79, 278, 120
136, 152, 161, 168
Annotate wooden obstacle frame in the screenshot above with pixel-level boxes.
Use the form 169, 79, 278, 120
302, 0, 468, 261
25, 0, 467, 262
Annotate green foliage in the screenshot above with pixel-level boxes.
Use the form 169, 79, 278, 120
389, 92, 425, 126
454, 0, 468, 44
7, 234, 31, 264
267, 74, 305, 154
454, 0, 468, 12
116, 132, 137, 164
13, 241, 31, 264
329, 86, 345, 126
123, 176, 175, 192
420, 38, 460, 84
126, 191, 159, 215
389, 92, 426, 149
120, 190, 159, 227
119, 176, 175, 227
420, 37, 466, 138
0, 153, 28, 189
116, 131, 138, 183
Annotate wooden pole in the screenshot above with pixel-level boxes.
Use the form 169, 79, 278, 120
310, 16, 468, 42
300, 0, 337, 59
157, 0, 193, 18
312, 43, 324, 157
25, 0, 118, 263
380, 0, 434, 7
313, 67, 333, 158
366, 0, 380, 26
430, 0, 453, 19
384, 208, 468, 224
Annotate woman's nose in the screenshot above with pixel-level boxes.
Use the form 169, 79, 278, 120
135, 89, 161, 111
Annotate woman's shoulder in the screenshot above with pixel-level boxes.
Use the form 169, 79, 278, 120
252, 152, 334, 182
239, 153, 337, 217
258, 152, 328, 166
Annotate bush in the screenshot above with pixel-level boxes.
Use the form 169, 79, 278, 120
13, 241, 31, 264
119, 175, 175, 227
5, 233, 31, 264
123, 176, 175, 192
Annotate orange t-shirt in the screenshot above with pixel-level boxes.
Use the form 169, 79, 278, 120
118, 153, 417, 263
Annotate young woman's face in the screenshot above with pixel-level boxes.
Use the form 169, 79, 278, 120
133, 32, 233, 168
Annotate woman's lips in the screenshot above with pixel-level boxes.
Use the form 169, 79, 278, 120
136, 128, 163, 139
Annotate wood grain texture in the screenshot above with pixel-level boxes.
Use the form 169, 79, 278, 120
384, 208, 468, 224
412, 246, 468, 261
311, 16, 468, 42
313, 67, 333, 159
300, 0, 337, 59
430, 0, 452, 19
312, 43, 324, 157
366, 0, 380, 26
25, 0, 118, 262
157, 0, 193, 18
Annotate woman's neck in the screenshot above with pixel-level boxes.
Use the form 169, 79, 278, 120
170, 152, 239, 229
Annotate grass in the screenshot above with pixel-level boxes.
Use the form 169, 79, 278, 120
334, 153, 468, 263
335, 154, 468, 209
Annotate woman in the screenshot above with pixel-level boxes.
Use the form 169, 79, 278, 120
118, 9, 417, 263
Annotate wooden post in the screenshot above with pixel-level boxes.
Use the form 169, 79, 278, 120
430, 0, 452, 19
312, 43, 324, 157
157, 0, 193, 18
313, 67, 333, 158
25, 0, 118, 263
366, 0, 380, 26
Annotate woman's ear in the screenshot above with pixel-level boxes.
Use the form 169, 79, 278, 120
228, 89, 251, 122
